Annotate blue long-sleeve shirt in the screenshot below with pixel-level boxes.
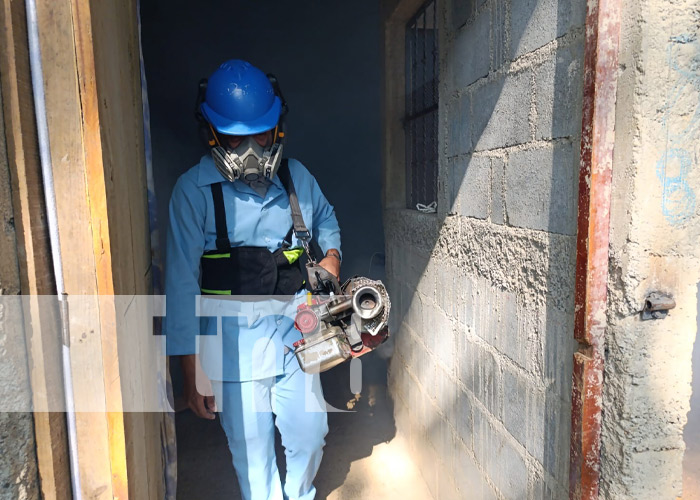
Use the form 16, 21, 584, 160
164, 155, 341, 381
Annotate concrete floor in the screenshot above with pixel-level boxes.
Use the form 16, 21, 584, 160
174, 355, 433, 500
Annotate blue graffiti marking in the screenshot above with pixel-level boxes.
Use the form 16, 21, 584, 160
656, 33, 699, 226
656, 148, 696, 225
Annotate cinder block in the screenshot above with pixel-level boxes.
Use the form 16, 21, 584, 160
484, 284, 503, 348
498, 463, 531, 500
409, 376, 425, 436
447, 265, 462, 320
464, 276, 476, 331
399, 362, 416, 408
405, 248, 430, 292
490, 0, 508, 70
543, 394, 572, 482
415, 434, 440, 500
449, 270, 463, 323
437, 461, 460, 500
503, 367, 545, 464
458, 335, 476, 392
474, 406, 529, 499
426, 398, 443, 452
510, 0, 586, 59
447, 8, 491, 91
387, 349, 404, 393
418, 258, 437, 298
393, 323, 411, 359
390, 357, 406, 400
436, 364, 456, 420
472, 406, 495, 481
435, 263, 453, 315
529, 473, 562, 500
474, 344, 501, 418
422, 302, 440, 356
446, 158, 459, 214
474, 279, 496, 345
402, 283, 414, 323
505, 142, 577, 235
471, 71, 531, 151
454, 441, 497, 500
419, 353, 438, 401
454, 387, 474, 450
495, 291, 529, 368
450, 6, 491, 90
452, 155, 491, 219
490, 157, 505, 224
447, 93, 472, 157
543, 307, 576, 399
406, 291, 424, 339
422, 461, 439, 500
436, 417, 455, 473
404, 330, 422, 378
535, 41, 585, 140
450, 0, 487, 30
434, 315, 456, 376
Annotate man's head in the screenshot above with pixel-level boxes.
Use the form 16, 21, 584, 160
199, 60, 285, 182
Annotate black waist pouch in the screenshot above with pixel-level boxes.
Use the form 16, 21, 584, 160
200, 246, 304, 296
202, 164, 307, 297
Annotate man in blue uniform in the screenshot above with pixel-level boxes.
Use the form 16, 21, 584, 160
164, 59, 342, 500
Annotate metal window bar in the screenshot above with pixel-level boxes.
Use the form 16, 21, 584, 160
405, 0, 438, 210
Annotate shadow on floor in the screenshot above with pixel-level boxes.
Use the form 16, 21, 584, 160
175, 354, 396, 500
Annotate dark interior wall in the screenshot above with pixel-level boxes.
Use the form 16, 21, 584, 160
140, 0, 383, 279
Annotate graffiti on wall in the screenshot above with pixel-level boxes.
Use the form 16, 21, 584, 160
655, 33, 699, 226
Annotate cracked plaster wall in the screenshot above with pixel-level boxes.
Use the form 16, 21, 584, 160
601, 0, 700, 498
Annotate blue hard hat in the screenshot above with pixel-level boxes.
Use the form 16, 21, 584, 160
200, 60, 282, 135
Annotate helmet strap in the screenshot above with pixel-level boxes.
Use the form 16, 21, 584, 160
208, 123, 221, 147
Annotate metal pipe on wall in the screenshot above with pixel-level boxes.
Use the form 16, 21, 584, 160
24, 0, 82, 497
569, 0, 622, 498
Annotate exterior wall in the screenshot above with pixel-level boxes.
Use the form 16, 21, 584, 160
0, 79, 40, 499
384, 0, 585, 498
602, 0, 700, 498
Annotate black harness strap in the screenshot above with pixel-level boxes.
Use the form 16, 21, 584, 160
282, 226, 294, 249
210, 182, 231, 251
209, 160, 304, 252
202, 160, 309, 295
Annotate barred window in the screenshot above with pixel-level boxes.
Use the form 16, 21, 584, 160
405, 0, 438, 211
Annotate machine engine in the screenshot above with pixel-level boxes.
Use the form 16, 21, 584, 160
292, 274, 391, 373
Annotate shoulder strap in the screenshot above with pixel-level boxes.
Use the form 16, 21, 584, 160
277, 159, 316, 260
210, 183, 231, 251
277, 159, 310, 240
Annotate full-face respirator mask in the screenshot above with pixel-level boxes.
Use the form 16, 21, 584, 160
210, 133, 284, 183
196, 70, 288, 183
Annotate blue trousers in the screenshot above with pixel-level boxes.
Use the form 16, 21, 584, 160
219, 351, 328, 500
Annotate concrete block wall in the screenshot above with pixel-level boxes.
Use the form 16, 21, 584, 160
385, 0, 585, 497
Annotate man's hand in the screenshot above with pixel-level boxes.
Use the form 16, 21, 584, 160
181, 354, 217, 420
318, 249, 341, 279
